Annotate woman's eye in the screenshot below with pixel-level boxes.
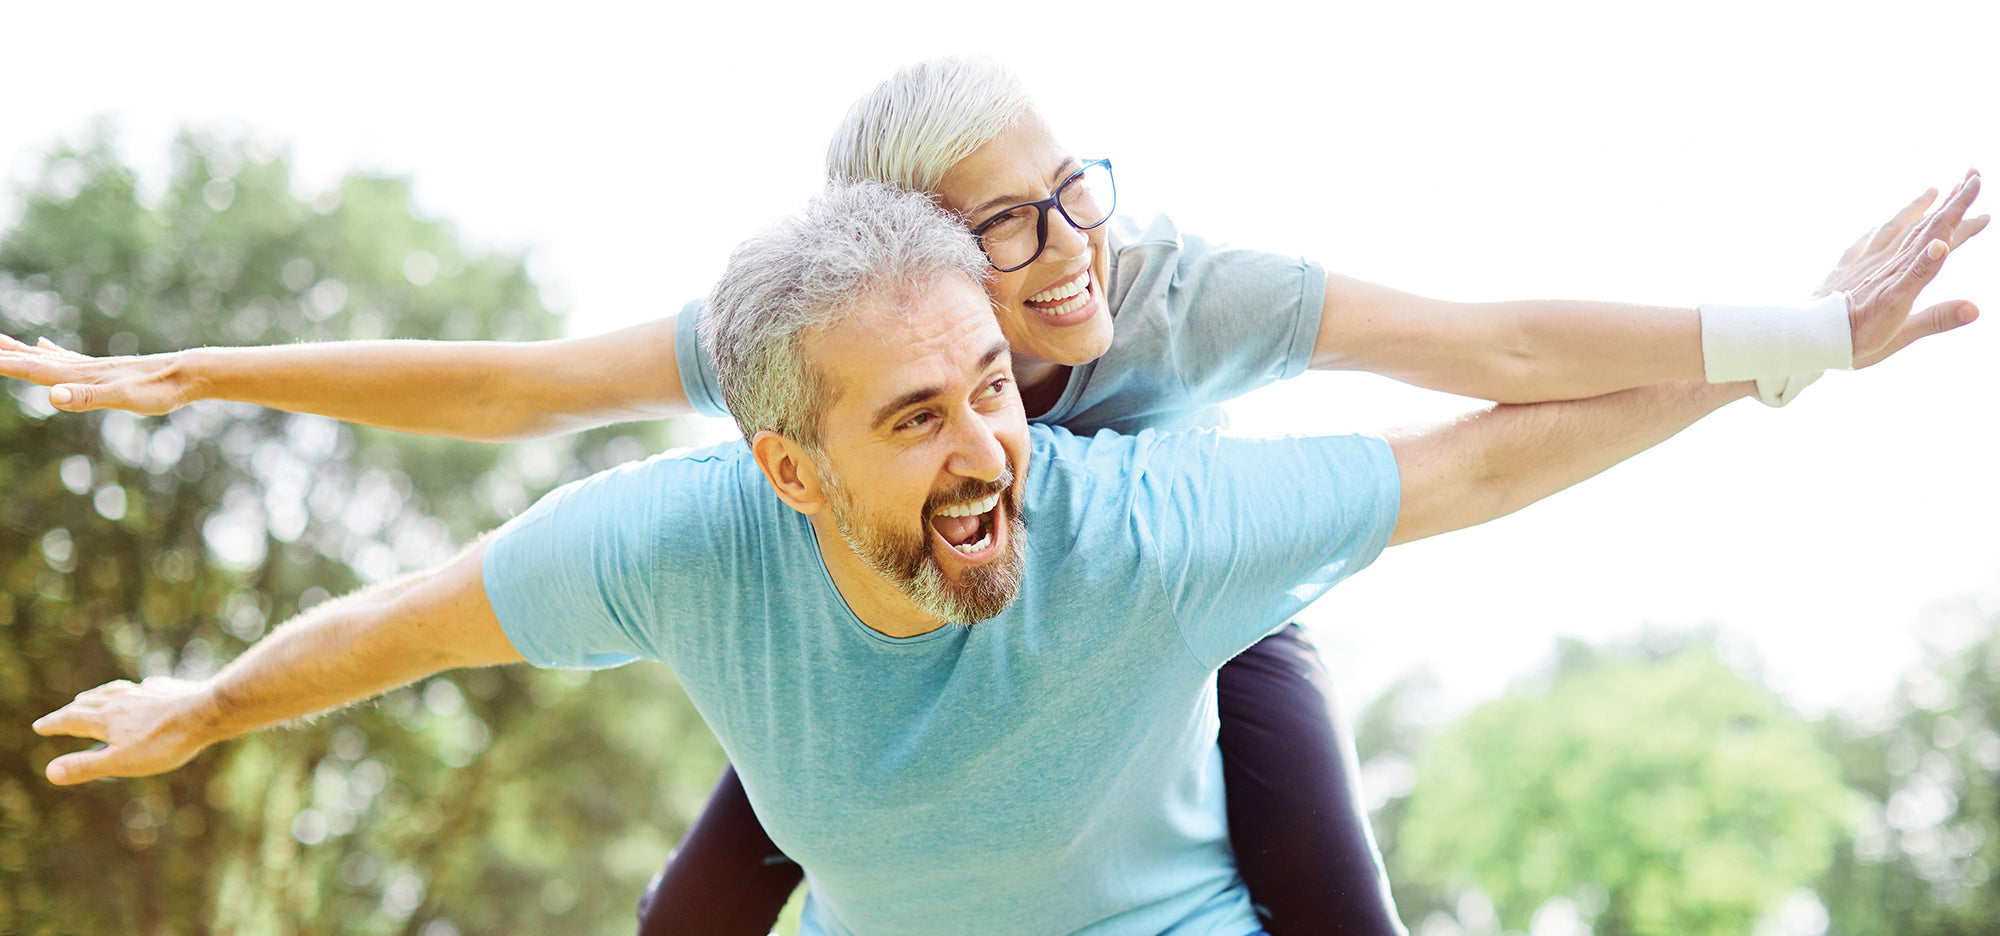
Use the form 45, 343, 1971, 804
978, 207, 1032, 233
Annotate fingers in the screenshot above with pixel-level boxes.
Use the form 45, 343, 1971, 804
1953, 214, 1990, 248
34, 338, 91, 362
32, 705, 110, 743
1891, 238, 1955, 306
1908, 173, 1982, 254
46, 747, 122, 786
1873, 187, 1938, 252
0, 333, 31, 352
32, 680, 135, 739
50, 384, 93, 411
1855, 300, 1979, 369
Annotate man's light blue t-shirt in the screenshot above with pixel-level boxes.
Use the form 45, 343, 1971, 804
483, 425, 1399, 935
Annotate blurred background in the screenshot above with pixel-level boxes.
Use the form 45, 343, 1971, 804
2, 1, 1996, 934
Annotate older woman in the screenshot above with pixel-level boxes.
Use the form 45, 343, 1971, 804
1, 56, 1980, 936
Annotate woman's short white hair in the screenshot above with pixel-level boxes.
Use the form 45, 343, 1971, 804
700, 180, 989, 449
825, 55, 1033, 193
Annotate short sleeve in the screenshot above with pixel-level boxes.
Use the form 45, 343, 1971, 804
675, 298, 731, 419
1054, 215, 1326, 435
481, 462, 671, 670
1138, 430, 1401, 668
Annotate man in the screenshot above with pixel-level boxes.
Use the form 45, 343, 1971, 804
35, 180, 1976, 935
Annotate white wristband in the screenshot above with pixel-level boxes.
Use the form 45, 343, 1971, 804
1753, 371, 1822, 408
1700, 292, 1853, 384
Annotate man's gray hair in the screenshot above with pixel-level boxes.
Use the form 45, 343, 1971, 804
701, 180, 989, 449
824, 55, 1032, 192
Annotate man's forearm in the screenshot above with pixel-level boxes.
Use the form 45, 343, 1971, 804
1388, 380, 1752, 544
198, 574, 448, 741
34, 541, 522, 784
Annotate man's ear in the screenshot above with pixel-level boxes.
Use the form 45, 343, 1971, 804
750, 430, 828, 516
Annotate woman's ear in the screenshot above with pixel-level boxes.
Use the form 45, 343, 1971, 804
750, 430, 827, 516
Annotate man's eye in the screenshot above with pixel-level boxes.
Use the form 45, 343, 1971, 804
898, 412, 935, 431
979, 378, 1010, 400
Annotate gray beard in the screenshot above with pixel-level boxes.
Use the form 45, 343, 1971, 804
821, 466, 1027, 626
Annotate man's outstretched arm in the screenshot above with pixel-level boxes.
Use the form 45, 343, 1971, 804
32, 540, 520, 785
1386, 379, 1747, 545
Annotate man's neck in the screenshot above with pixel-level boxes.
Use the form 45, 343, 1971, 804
806, 517, 949, 639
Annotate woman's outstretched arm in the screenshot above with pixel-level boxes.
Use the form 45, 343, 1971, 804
0, 315, 692, 442
1311, 173, 1987, 403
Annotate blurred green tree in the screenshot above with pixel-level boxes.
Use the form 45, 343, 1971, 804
1819, 606, 2000, 936
1388, 634, 1853, 936
0, 130, 722, 935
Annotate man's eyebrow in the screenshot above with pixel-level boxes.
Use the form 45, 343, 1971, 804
966, 157, 1083, 221
869, 339, 1011, 429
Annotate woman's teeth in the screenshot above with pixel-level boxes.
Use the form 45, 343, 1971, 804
1027, 276, 1090, 317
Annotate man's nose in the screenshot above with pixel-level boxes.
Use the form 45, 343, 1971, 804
945, 411, 1007, 481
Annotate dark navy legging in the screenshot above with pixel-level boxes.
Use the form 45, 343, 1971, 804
635, 624, 1404, 936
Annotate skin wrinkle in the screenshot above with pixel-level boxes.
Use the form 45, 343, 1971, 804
793, 275, 1034, 633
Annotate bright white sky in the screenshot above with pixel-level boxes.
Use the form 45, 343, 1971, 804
6, 0, 1996, 720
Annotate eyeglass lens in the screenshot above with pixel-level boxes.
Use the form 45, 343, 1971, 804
978, 162, 1115, 272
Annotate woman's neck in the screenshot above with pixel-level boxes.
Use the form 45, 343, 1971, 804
1011, 355, 1071, 419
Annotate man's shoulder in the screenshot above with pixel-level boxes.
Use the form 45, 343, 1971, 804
503, 436, 765, 542
1025, 423, 1203, 506
1029, 423, 1398, 496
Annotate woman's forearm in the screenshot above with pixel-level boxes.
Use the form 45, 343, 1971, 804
1474, 298, 1706, 401
1312, 275, 1704, 403
3, 317, 692, 441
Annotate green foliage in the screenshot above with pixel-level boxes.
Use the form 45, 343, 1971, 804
1819, 612, 2000, 936
0, 130, 721, 935
1390, 635, 1853, 936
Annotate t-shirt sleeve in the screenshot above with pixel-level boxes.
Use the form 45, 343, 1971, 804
484, 458, 680, 668
1156, 227, 1324, 395
674, 297, 731, 419
1064, 216, 1326, 434
1137, 429, 1400, 669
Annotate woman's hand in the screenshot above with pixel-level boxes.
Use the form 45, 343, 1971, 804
0, 334, 197, 414
1819, 170, 1988, 369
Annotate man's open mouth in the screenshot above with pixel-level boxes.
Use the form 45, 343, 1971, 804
929, 491, 1002, 556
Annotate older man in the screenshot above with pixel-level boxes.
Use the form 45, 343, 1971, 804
34, 179, 1973, 935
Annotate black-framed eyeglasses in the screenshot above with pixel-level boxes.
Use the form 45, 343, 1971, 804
966, 159, 1116, 273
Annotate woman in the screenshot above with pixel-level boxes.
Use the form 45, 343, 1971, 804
1, 57, 1980, 936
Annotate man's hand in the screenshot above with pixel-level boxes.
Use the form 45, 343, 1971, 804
1822, 170, 1988, 369
0, 333, 193, 414
32, 677, 215, 785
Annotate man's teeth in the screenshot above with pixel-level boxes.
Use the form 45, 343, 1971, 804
936, 492, 1000, 518
951, 531, 993, 555
1027, 276, 1090, 317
